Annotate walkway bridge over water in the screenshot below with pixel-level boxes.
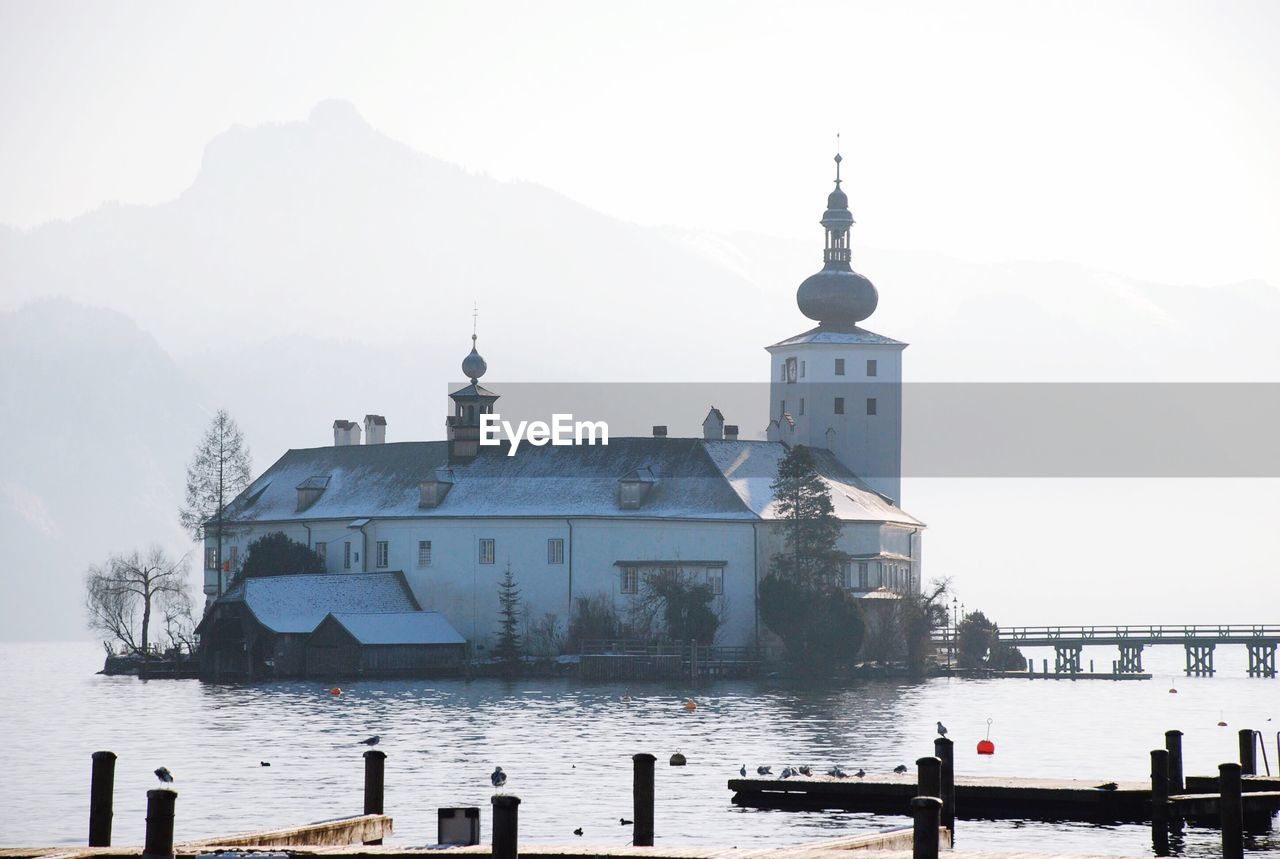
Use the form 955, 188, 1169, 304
932, 624, 1279, 677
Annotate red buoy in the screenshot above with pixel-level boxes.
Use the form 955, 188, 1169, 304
330, 687, 342, 696
977, 739, 995, 755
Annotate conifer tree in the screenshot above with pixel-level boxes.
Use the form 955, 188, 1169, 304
770, 445, 846, 585
495, 563, 523, 670
179, 409, 252, 596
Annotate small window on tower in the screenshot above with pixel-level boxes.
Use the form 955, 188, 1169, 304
786, 357, 797, 383
779, 363, 787, 381
867, 397, 877, 416
866, 359, 877, 377
800, 360, 806, 378
779, 400, 786, 418
835, 358, 846, 376
799, 398, 805, 416
834, 397, 845, 415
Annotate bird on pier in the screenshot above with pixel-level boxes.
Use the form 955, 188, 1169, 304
739, 764, 747, 777
757, 765, 772, 775
620, 818, 633, 826
154, 767, 174, 783
490, 766, 507, 790
936, 721, 948, 737
893, 764, 908, 774
260, 761, 271, 767
780, 766, 794, 779
798, 765, 812, 776
827, 765, 846, 778
1095, 782, 1118, 791
573, 828, 583, 836
855, 768, 866, 778
359, 735, 381, 746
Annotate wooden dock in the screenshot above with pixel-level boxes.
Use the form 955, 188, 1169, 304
729, 772, 1280, 822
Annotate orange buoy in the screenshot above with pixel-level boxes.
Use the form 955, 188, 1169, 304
330, 687, 342, 696
683, 698, 697, 711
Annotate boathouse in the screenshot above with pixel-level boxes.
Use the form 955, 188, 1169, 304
196, 571, 427, 679
305, 611, 467, 677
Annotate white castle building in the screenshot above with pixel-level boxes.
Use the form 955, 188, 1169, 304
203, 156, 923, 651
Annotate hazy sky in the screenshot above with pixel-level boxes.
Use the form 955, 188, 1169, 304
2, 0, 1278, 289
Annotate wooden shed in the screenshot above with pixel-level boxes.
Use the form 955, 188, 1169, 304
306, 611, 467, 678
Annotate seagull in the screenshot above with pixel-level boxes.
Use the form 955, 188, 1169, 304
154, 767, 174, 783
573, 828, 583, 836
855, 768, 866, 778
828, 765, 847, 778
894, 764, 909, 774
260, 761, 271, 767
620, 818, 633, 826
780, 766, 794, 779
359, 735, 381, 746
739, 764, 747, 777
490, 766, 507, 789
936, 721, 948, 737
798, 765, 812, 776
757, 765, 772, 775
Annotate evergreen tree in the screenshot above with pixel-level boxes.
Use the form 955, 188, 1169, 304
770, 445, 846, 585
495, 563, 523, 669
236, 532, 325, 582
179, 409, 252, 596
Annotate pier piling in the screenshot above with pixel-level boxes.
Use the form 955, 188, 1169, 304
142, 788, 177, 859
633, 752, 656, 847
1238, 729, 1256, 776
933, 737, 955, 844
1150, 749, 1169, 856
916, 756, 941, 800
910, 795, 942, 859
491, 794, 520, 859
1220, 762, 1243, 859
363, 749, 386, 844
88, 750, 116, 847
1164, 731, 1183, 795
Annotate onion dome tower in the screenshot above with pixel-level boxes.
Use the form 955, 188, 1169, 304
448, 325, 499, 461
795, 153, 879, 330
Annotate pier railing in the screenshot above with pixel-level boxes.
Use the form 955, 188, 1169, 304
931, 624, 1280, 647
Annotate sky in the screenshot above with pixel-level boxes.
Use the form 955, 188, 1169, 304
1, 0, 1279, 288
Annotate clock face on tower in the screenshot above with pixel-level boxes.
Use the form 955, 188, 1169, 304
786, 357, 798, 383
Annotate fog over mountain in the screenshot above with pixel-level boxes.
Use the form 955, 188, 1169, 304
2, 101, 1277, 639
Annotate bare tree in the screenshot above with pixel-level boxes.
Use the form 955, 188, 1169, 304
85, 547, 194, 660
179, 409, 252, 596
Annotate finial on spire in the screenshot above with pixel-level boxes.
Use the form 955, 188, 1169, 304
462, 303, 488, 382
472, 301, 479, 341
834, 133, 842, 185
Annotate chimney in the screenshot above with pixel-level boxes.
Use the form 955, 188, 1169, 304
702, 406, 725, 440
364, 414, 387, 445
652, 425, 667, 438
724, 424, 739, 440
333, 419, 362, 446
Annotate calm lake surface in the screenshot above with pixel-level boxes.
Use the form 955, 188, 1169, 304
0, 642, 1276, 856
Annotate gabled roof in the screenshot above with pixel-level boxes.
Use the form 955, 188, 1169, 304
768, 326, 907, 349
220, 438, 921, 526
323, 611, 466, 646
212, 572, 421, 634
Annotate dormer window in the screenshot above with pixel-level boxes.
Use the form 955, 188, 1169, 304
618, 466, 658, 509
420, 467, 455, 508
295, 476, 330, 511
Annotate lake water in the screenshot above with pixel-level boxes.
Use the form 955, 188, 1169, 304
0, 642, 1276, 856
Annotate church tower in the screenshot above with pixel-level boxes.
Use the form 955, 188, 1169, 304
766, 153, 906, 504
447, 330, 499, 461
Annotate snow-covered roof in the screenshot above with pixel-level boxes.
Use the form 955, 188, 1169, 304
325, 611, 466, 646
768, 326, 906, 349
225, 572, 421, 634
221, 438, 920, 527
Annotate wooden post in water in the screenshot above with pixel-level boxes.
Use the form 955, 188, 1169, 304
1150, 749, 1169, 856
1238, 729, 1256, 776
142, 788, 177, 859
910, 795, 942, 859
491, 794, 520, 859
933, 737, 955, 844
88, 750, 116, 847
363, 749, 386, 845
1220, 762, 1243, 859
1164, 730, 1184, 795
633, 752, 656, 846
916, 756, 941, 800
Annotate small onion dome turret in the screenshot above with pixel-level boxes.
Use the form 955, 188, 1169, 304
461, 334, 487, 382
796, 151, 878, 330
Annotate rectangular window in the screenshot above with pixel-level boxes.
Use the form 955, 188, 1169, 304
205, 547, 217, 570
343, 541, 351, 570
479, 538, 495, 565
779, 363, 787, 381
779, 400, 786, 418
547, 538, 565, 564
620, 567, 638, 594
866, 359, 878, 377
799, 397, 805, 416
418, 540, 432, 567
800, 360, 806, 378
707, 568, 724, 596
316, 542, 327, 565
785, 356, 797, 383
228, 545, 238, 570
835, 358, 845, 376
376, 540, 389, 568
858, 562, 869, 589
866, 397, 877, 415
840, 562, 854, 589
834, 397, 845, 415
